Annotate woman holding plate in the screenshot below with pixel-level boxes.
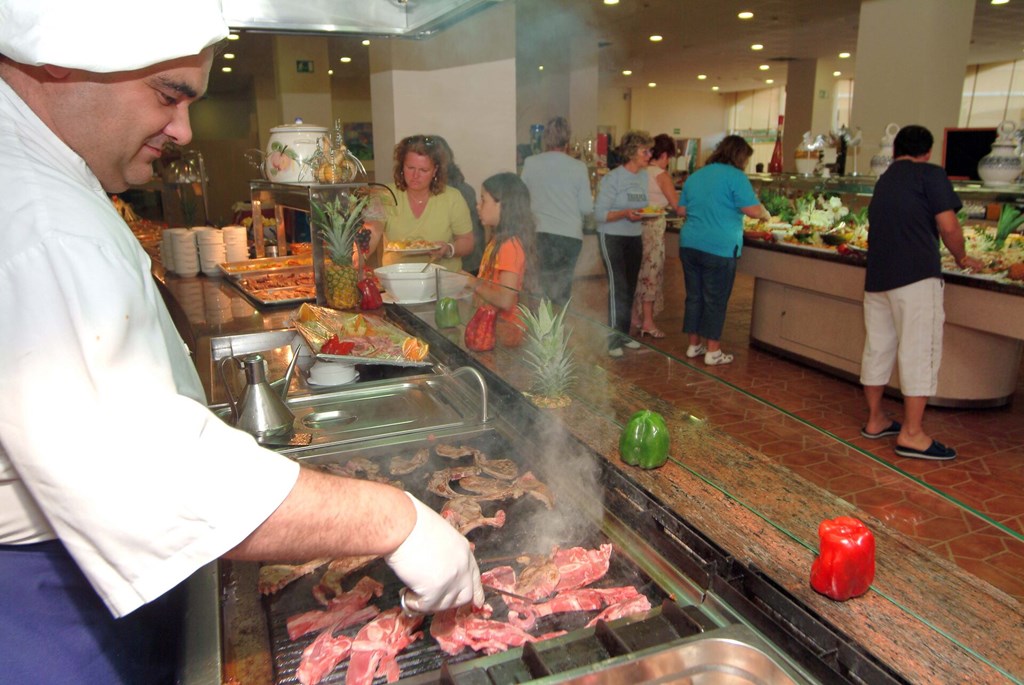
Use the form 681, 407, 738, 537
373, 135, 474, 272
631, 134, 679, 338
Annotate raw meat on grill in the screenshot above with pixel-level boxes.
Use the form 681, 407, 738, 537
508, 586, 643, 631
441, 497, 506, 535
296, 627, 353, 685
430, 603, 565, 656
434, 444, 476, 459
426, 464, 482, 498
472, 451, 519, 480
480, 565, 518, 592
312, 555, 379, 605
258, 558, 330, 595
345, 608, 424, 685
585, 593, 653, 628
552, 544, 613, 591
388, 448, 429, 475
330, 457, 380, 479
288, 576, 384, 640
516, 471, 555, 509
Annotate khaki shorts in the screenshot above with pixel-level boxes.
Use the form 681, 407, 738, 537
860, 278, 944, 397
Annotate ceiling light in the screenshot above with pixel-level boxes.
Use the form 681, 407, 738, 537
227, 33, 240, 41
622, 69, 633, 76
648, 82, 657, 88
649, 35, 663, 42
539, 65, 544, 71
328, 69, 334, 75
604, 0, 619, 4
833, 70, 842, 77
991, 0, 1009, 4
738, 11, 754, 20
765, 79, 774, 84
221, 66, 232, 73
362, 39, 371, 46
712, 85, 720, 91
697, 74, 707, 80
340, 56, 352, 63
839, 52, 851, 59
759, 64, 770, 71
223, 53, 235, 59
751, 44, 763, 51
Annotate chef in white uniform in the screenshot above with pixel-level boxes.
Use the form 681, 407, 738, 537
0, 2, 483, 681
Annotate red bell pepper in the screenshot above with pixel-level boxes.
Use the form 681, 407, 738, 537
357, 276, 383, 310
810, 516, 875, 601
465, 305, 497, 351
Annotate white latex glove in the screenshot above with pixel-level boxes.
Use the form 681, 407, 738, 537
385, 492, 484, 613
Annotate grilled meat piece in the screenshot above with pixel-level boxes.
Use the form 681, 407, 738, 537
388, 448, 429, 475
312, 555, 379, 605
258, 558, 330, 595
346, 608, 424, 685
441, 497, 506, 535
434, 444, 476, 459
585, 593, 653, 628
472, 451, 519, 480
426, 465, 482, 499
288, 576, 384, 640
430, 603, 565, 656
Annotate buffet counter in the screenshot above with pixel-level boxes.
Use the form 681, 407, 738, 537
737, 238, 1024, 408
154, 266, 1024, 684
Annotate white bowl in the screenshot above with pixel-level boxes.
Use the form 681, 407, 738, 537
374, 263, 469, 303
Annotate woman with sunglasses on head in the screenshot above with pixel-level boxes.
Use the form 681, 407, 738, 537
372, 134, 475, 272
594, 130, 654, 358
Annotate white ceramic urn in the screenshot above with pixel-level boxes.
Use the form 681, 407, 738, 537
869, 123, 900, 177
977, 120, 1022, 187
262, 118, 329, 183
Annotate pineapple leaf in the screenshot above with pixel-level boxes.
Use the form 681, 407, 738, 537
995, 203, 1024, 249
312, 193, 371, 264
517, 298, 576, 398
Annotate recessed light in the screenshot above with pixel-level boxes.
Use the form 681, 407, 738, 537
339, 56, 352, 63
622, 69, 633, 76
604, 0, 619, 4
751, 44, 763, 51
991, 0, 1008, 5
759, 64, 770, 71
227, 33, 240, 41
648, 82, 657, 88
539, 65, 544, 71
221, 66, 232, 73
833, 71, 842, 77
362, 39, 371, 46
328, 69, 334, 75
697, 74, 707, 80
223, 53, 235, 59
649, 35, 663, 42
839, 52, 851, 59
765, 79, 774, 84
712, 85, 720, 91
738, 11, 753, 19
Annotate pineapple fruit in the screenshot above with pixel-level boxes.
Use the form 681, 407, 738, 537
312, 192, 370, 310
518, 298, 576, 409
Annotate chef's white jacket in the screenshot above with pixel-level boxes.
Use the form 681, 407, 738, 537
0, 77, 300, 617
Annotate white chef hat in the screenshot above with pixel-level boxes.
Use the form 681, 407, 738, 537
0, 0, 230, 73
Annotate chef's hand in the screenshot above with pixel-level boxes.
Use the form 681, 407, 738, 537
385, 492, 484, 613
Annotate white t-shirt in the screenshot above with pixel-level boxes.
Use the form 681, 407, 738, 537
0, 77, 299, 617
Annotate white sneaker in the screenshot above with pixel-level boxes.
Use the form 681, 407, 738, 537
686, 343, 707, 358
608, 347, 624, 358
704, 350, 734, 366
624, 339, 642, 349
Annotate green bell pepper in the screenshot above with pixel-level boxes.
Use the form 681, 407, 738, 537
618, 410, 670, 469
434, 297, 461, 328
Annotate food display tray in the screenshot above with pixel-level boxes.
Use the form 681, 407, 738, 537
218, 254, 314, 281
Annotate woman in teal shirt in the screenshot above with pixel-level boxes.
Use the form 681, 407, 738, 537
677, 135, 769, 365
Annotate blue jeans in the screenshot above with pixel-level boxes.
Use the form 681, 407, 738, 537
679, 247, 737, 341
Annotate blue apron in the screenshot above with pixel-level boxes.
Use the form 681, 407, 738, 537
0, 541, 181, 684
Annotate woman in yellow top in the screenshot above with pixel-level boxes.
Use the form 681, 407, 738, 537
374, 135, 474, 272
473, 172, 537, 343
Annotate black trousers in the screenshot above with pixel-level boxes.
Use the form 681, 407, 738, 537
598, 232, 643, 347
535, 233, 583, 306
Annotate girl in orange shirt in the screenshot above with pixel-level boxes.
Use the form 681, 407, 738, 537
474, 172, 537, 343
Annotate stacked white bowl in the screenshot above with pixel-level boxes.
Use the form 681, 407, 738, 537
159, 228, 177, 272
222, 225, 249, 263
168, 228, 199, 277
194, 226, 227, 276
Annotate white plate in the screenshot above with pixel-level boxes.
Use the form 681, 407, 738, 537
307, 372, 359, 388
385, 246, 439, 255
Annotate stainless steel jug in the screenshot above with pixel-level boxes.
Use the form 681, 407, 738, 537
220, 353, 295, 438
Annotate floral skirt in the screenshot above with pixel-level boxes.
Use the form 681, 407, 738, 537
631, 215, 666, 329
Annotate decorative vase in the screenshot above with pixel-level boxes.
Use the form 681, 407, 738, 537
794, 131, 821, 176
977, 120, 1022, 187
869, 123, 900, 177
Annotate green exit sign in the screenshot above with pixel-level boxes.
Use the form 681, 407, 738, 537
296, 60, 314, 73
673, 128, 681, 135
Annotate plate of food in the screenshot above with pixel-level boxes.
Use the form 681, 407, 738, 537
637, 206, 666, 217
385, 239, 441, 254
